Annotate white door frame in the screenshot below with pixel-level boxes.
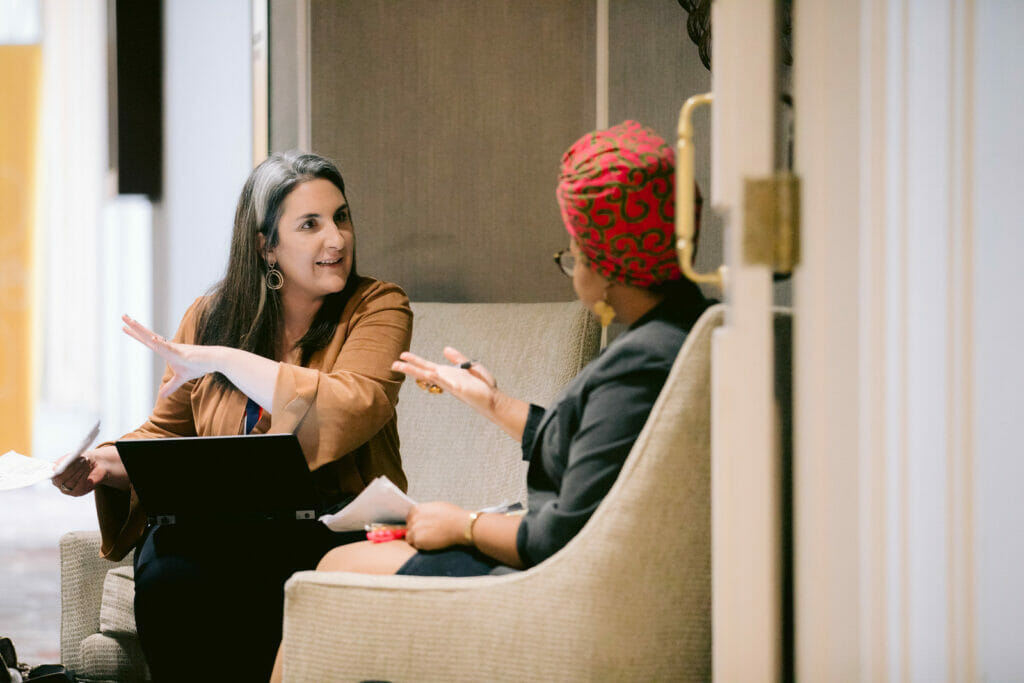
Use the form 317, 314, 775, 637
709, 0, 781, 679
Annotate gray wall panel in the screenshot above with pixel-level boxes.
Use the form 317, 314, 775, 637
293, 0, 714, 302
309, 0, 595, 302
269, 0, 301, 153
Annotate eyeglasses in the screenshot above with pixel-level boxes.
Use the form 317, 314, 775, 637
553, 249, 576, 278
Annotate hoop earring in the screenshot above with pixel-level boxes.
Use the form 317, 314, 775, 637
266, 262, 284, 290
593, 299, 616, 349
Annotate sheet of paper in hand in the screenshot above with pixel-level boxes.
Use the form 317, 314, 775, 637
0, 451, 56, 491
319, 475, 416, 531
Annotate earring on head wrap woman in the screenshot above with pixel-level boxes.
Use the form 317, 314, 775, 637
593, 298, 616, 349
266, 261, 284, 290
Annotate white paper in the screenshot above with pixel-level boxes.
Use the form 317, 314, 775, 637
52, 420, 101, 475
319, 475, 416, 531
0, 451, 56, 491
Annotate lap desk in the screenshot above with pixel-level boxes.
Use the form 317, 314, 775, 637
117, 433, 319, 525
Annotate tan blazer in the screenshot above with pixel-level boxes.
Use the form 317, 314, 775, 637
95, 276, 413, 560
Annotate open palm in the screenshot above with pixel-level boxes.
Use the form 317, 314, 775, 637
392, 346, 499, 416
121, 314, 213, 398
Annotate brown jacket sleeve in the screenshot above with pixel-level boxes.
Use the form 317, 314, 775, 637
270, 280, 412, 470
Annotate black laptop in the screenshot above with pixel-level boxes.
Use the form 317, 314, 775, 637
117, 433, 320, 526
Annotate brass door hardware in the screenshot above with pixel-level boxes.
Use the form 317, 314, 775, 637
675, 92, 724, 289
677, 93, 800, 286
743, 173, 800, 274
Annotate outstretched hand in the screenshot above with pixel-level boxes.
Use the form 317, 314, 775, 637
121, 314, 214, 399
391, 346, 499, 416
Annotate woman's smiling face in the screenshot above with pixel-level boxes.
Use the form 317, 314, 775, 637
268, 178, 354, 305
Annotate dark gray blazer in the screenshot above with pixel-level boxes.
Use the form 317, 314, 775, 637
516, 284, 710, 567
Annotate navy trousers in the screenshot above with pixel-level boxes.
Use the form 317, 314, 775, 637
132, 521, 362, 682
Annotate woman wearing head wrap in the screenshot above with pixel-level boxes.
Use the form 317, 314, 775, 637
300, 120, 710, 597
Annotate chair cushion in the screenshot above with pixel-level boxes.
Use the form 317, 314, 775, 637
99, 566, 137, 636
80, 632, 150, 682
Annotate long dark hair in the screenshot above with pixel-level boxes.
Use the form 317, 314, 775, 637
197, 151, 359, 387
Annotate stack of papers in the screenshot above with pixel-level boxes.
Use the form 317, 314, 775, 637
0, 421, 100, 492
320, 475, 416, 531
317, 476, 526, 532
0, 451, 57, 490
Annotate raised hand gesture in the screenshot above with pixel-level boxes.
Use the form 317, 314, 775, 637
121, 315, 214, 399
392, 346, 499, 415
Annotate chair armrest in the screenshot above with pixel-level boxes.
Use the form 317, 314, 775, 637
282, 565, 629, 683
59, 530, 132, 673
282, 570, 531, 683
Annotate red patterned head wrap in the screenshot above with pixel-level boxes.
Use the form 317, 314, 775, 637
557, 120, 695, 288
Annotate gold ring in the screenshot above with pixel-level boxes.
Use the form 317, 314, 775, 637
415, 379, 443, 394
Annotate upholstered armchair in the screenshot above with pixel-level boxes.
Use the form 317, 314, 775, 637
278, 304, 730, 682
58, 301, 600, 682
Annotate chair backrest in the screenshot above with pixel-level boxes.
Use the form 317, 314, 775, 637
398, 301, 599, 508
523, 304, 793, 678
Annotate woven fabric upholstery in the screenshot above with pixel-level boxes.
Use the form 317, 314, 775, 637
99, 566, 137, 636
400, 301, 598, 507
281, 304, 730, 682
58, 531, 134, 675
57, 301, 598, 683
80, 632, 150, 683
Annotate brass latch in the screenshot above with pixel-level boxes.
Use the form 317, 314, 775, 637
743, 173, 800, 275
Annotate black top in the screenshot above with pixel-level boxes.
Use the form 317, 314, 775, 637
515, 282, 710, 567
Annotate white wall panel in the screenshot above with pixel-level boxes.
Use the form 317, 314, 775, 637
159, 0, 252, 340
974, 0, 1024, 678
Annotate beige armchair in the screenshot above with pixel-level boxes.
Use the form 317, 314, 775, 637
279, 304, 728, 682
58, 301, 599, 683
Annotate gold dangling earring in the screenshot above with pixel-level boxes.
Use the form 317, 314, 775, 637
266, 262, 284, 290
593, 299, 616, 349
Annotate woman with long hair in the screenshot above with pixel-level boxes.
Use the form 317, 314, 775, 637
53, 151, 412, 682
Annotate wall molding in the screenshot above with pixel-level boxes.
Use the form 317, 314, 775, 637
795, 0, 978, 678
595, 0, 608, 129
252, 0, 268, 164
945, 0, 976, 677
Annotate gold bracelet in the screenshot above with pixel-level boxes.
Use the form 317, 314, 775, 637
464, 511, 481, 545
